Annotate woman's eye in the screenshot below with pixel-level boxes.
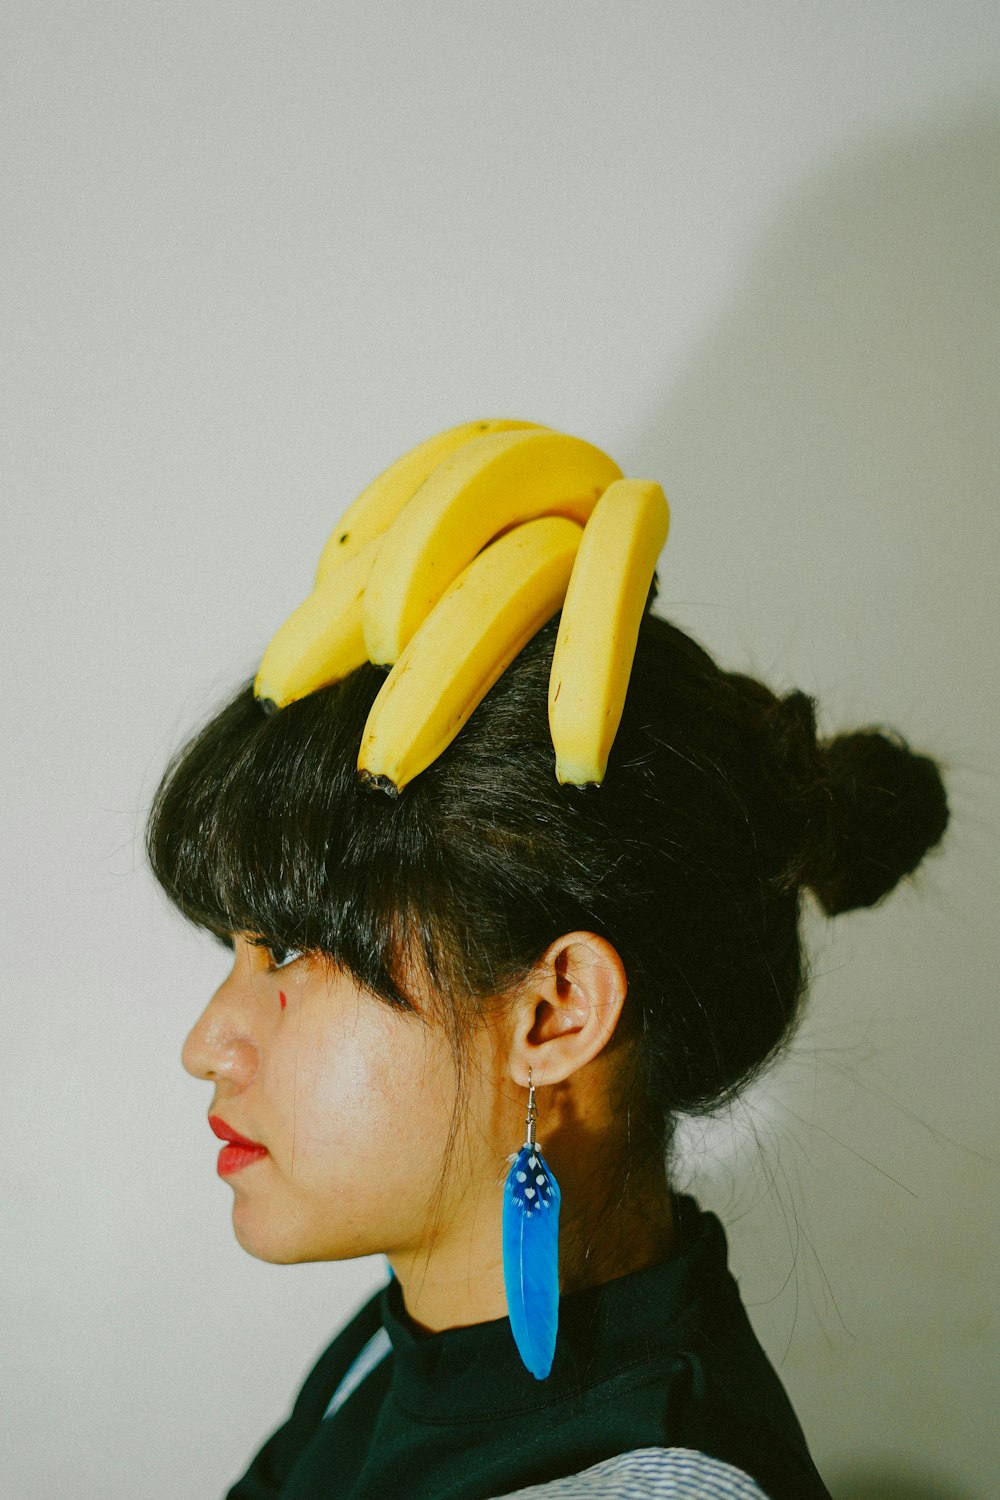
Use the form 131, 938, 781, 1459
267, 945, 304, 971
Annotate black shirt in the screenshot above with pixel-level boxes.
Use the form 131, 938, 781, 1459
226, 1194, 832, 1499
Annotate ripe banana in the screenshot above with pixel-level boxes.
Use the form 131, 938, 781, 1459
361, 427, 622, 666
548, 479, 670, 786
254, 536, 382, 711
358, 516, 584, 795
314, 418, 545, 586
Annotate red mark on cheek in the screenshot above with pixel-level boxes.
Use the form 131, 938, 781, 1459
279, 990, 287, 1012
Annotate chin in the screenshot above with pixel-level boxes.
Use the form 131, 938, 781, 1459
230, 1205, 365, 1265
231, 1203, 303, 1263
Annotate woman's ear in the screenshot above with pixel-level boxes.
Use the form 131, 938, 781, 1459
507, 931, 629, 1089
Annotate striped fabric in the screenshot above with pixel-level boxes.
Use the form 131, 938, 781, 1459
489, 1447, 769, 1498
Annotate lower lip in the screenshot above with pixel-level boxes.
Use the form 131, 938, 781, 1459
217, 1144, 269, 1177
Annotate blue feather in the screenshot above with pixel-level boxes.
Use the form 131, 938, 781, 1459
502, 1142, 561, 1379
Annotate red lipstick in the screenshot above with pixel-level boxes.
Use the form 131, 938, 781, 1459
208, 1115, 269, 1177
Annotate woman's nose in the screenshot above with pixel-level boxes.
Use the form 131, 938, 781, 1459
181, 972, 260, 1086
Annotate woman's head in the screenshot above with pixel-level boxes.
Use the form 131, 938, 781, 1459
177, 923, 632, 1274
148, 609, 948, 1264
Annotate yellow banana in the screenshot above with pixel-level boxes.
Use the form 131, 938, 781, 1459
314, 418, 545, 586
254, 537, 382, 711
358, 516, 584, 795
548, 479, 670, 785
361, 427, 622, 666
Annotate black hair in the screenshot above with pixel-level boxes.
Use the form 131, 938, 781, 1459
146, 609, 949, 1167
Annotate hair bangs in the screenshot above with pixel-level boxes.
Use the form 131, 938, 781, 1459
145, 670, 433, 1014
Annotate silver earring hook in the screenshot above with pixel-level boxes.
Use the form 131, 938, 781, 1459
526, 1066, 537, 1150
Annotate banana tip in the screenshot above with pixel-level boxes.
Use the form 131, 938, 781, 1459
358, 767, 401, 798
555, 765, 604, 789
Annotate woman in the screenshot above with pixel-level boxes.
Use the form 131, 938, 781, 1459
146, 425, 948, 1499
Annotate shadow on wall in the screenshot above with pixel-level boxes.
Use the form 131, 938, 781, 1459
830, 1465, 977, 1500
643, 88, 999, 1500
632, 89, 1000, 729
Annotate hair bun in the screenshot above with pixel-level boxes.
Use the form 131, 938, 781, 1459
802, 727, 949, 916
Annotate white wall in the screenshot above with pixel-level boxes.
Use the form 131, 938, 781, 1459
2, 6, 997, 1498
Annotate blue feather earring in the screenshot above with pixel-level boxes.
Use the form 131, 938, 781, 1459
502, 1069, 561, 1380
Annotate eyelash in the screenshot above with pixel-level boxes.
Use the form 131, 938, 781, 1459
265, 945, 304, 971
245, 939, 306, 973
213, 933, 305, 972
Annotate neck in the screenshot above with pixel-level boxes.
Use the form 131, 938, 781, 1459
386, 1150, 675, 1336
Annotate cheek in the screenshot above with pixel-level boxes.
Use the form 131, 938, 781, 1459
365, 1046, 451, 1149
266, 1033, 365, 1161
313, 1018, 456, 1189
267, 1002, 449, 1164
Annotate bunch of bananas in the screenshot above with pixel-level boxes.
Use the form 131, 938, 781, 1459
254, 420, 670, 794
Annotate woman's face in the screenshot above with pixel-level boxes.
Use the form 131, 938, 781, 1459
181, 935, 475, 1264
